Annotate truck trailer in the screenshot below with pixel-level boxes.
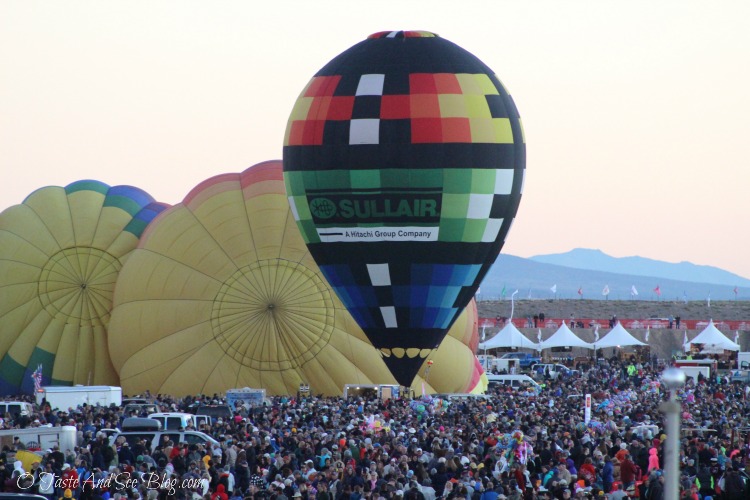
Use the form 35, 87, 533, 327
36, 385, 122, 411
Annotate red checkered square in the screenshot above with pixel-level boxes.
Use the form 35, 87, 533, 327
304, 76, 342, 97
307, 96, 331, 120
409, 73, 437, 94
300, 120, 325, 145
441, 118, 472, 142
287, 121, 306, 145
410, 94, 441, 118
326, 96, 355, 120
411, 118, 443, 143
434, 73, 462, 94
381, 95, 411, 119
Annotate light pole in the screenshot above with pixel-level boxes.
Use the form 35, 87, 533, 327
660, 367, 686, 500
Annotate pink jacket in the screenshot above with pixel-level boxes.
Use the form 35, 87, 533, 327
647, 447, 660, 472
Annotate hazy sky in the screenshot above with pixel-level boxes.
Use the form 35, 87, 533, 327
3, 1, 749, 277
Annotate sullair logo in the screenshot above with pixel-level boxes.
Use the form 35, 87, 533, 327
308, 192, 441, 225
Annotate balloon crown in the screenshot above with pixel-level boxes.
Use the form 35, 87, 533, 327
367, 31, 438, 39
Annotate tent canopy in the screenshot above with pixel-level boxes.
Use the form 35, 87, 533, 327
684, 320, 739, 351
479, 322, 539, 350
540, 323, 594, 350
595, 322, 646, 349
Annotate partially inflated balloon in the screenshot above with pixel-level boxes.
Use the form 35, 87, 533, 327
283, 31, 525, 386
0, 181, 167, 394
108, 161, 485, 397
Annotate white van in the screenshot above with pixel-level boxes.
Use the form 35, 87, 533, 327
0, 401, 34, 418
149, 412, 195, 430
486, 374, 541, 393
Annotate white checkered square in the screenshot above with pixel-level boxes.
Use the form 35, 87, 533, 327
494, 169, 515, 195
466, 193, 493, 219
349, 119, 380, 145
367, 263, 391, 286
481, 218, 504, 242
356, 74, 385, 96
288, 197, 300, 221
380, 306, 397, 328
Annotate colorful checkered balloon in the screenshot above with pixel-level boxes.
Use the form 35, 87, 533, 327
283, 31, 525, 386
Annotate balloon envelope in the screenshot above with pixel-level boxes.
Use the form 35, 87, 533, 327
283, 31, 525, 385
0, 181, 167, 394
109, 161, 485, 397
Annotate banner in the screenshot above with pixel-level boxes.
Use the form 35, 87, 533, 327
584, 393, 592, 424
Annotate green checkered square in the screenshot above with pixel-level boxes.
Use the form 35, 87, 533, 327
298, 220, 319, 243
462, 219, 488, 241
442, 169, 473, 194
471, 169, 496, 194
283, 173, 298, 197
440, 193, 470, 219
438, 218, 467, 242
351, 170, 381, 190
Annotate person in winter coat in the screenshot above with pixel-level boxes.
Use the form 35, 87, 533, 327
722, 466, 746, 500
211, 484, 229, 500
601, 456, 614, 494
647, 448, 660, 473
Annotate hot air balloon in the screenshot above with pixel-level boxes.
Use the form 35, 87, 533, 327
108, 161, 485, 396
283, 31, 525, 386
0, 181, 167, 394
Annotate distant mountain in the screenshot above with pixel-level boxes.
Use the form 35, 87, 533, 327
529, 248, 750, 288
479, 254, 750, 301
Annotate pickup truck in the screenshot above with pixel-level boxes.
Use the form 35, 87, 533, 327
731, 369, 750, 384
499, 352, 541, 369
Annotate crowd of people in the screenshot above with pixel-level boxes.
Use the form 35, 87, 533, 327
1, 356, 749, 500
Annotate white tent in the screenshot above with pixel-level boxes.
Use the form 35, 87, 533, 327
540, 322, 594, 350
684, 319, 739, 351
479, 322, 539, 350
595, 322, 647, 349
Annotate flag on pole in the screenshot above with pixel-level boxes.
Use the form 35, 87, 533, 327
654, 285, 661, 296
707, 292, 711, 308
735, 331, 740, 344
577, 286, 583, 297
550, 284, 557, 294
683, 330, 689, 347
527, 288, 532, 299
594, 325, 600, 343
31, 364, 43, 393
734, 286, 739, 296
501, 285, 507, 298
631, 285, 638, 297
645, 326, 650, 342
602, 285, 610, 296
683, 291, 688, 304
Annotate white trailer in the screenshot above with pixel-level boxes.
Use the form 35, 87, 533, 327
343, 384, 400, 400
0, 425, 77, 453
36, 385, 122, 411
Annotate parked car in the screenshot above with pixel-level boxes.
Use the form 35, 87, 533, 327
532, 363, 580, 380
113, 429, 218, 452
486, 374, 541, 393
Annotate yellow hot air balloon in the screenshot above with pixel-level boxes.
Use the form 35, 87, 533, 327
0, 181, 167, 394
109, 161, 485, 396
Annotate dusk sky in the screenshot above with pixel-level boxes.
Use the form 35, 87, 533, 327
3, 1, 750, 278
